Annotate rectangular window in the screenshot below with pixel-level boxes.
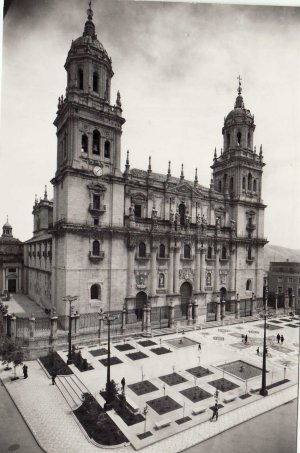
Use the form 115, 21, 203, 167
93, 194, 100, 210
288, 277, 293, 283
277, 277, 283, 283
278, 286, 283, 293
8, 268, 16, 273
135, 204, 142, 218
94, 218, 99, 226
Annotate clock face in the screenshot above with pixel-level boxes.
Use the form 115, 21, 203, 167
93, 166, 103, 176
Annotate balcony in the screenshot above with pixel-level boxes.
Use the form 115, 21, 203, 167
88, 203, 106, 216
89, 251, 104, 262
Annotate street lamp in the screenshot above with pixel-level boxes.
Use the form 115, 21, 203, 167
63, 295, 78, 365
102, 311, 119, 411
259, 285, 269, 397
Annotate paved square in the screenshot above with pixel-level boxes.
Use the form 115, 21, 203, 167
257, 323, 282, 330
126, 351, 148, 360
128, 380, 159, 396
89, 348, 108, 357
180, 386, 213, 403
159, 372, 188, 386
187, 366, 213, 378
165, 337, 199, 348
217, 360, 263, 380
138, 340, 157, 347
230, 342, 251, 349
208, 378, 239, 392
151, 347, 172, 355
146, 395, 182, 415
99, 357, 123, 366
114, 343, 135, 352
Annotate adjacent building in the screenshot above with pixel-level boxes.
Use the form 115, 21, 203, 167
0, 220, 23, 294
268, 261, 299, 312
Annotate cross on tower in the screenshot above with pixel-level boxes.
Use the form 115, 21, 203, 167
237, 75, 242, 95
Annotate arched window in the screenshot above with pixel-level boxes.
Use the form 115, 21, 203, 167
81, 134, 88, 153
221, 246, 227, 260
247, 245, 252, 261
159, 273, 165, 288
104, 140, 110, 158
159, 244, 165, 258
78, 68, 83, 90
139, 242, 146, 258
227, 133, 230, 149
206, 273, 212, 286
93, 130, 100, 155
247, 132, 251, 147
179, 203, 186, 226
207, 246, 212, 259
248, 173, 252, 191
223, 173, 227, 186
237, 131, 241, 145
230, 177, 234, 192
90, 284, 100, 300
184, 244, 191, 259
93, 72, 99, 92
242, 176, 246, 190
218, 180, 222, 193
253, 179, 257, 192
246, 279, 252, 291
92, 240, 100, 256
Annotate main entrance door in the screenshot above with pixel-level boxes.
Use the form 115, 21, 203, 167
8, 279, 16, 293
135, 291, 147, 321
180, 282, 192, 318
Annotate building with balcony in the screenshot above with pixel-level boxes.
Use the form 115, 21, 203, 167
268, 261, 300, 312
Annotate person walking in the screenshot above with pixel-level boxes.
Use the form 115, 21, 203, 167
211, 403, 219, 421
22, 364, 28, 379
121, 377, 126, 393
245, 334, 248, 344
281, 335, 284, 345
198, 343, 201, 351
51, 373, 57, 385
277, 333, 281, 344
256, 347, 259, 355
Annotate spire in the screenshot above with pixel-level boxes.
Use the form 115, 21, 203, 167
194, 168, 198, 186
83, 1, 96, 39
237, 75, 242, 96
180, 163, 184, 181
214, 147, 217, 161
234, 75, 244, 109
35, 194, 38, 205
44, 185, 48, 200
167, 160, 171, 180
148, 156, 152, 173
125, 150, 130, 172
116, 91, 122, 108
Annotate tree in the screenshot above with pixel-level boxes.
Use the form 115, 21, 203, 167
0, 337, 23, 377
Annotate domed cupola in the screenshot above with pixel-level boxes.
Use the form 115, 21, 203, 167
64, 2, 113, 102
2, 217, 13, 237
222, 77, 255, 152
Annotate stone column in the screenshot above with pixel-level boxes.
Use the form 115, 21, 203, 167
144, 305, 151, 336
214, 247, 220, 292
200, 247, 206, 291
168, 246, 174, 293
187, 301, 193, 325
168, 299, 174, 328
2, 314, 8, 336
29, 315, 35, 340
10, 315, 16, 341
121, 306, 127, 334
150, 246, 158, 296
195, 246, 201, 292
291, 293, 295, 313
221, 297, 226, 319
235, 294, 240, 319
174, 245, 181, 294
216, 298, 221, 322
284, 291, 289, 314
50, 315, 58, 339
275, 293, 278, 315
230, 248, 236, 292
193, 299, 198, 324
127, 244, 135, 298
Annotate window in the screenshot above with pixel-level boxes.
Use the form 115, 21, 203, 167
78, 69, 83, 90
278, 286, 283, 293
206, 273, 212, 286
253, 179, 257, 192
184, 244, 191, 259
207, 246, 212, 259
134, 204, 141, 218
159, 273, 165, 288
104, 141, 110, 158
218, 180, 222, 193
93, 194, 100, 210
90, 284, 100, 300
288, 277, 293, 283
223, 174, 227, 186
242, 177, 246, 190
277, 277, 283, 283
237, 131, 241, 145
179, 203, 186, 226
227, 133, 230, 148
159, 244, 165, 258
247, 246, 252, 260
247, 132, 250, 147
92, 130, 100, 155
248, 173, 252, 191
94, 218, 99, 226
139, 242, 146, 258
81, 134, 88, 153
8, 268, 16, 273
93, 72, 99, 92
246, 279, 252, 291
230, 177, 234, 192
221, 246, 227, 260
92, 240, 100, 256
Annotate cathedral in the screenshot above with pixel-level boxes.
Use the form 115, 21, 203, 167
23, 5, 267, 330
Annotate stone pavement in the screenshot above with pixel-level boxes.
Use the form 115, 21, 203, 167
3, 293, 46, 318
0, 317, 298, 453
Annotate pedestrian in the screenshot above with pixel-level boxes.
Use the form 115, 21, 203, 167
51, 373, 57, 385
214, 389, 219, 402
245, 334, 248, 344
211, 403, 219, 421
22, 364, 28, 379
256, 347, 259, 355
281, 335, 284, 345
277, 333, 281, 344
121, 377, 125, 392
198, 343, 201, 351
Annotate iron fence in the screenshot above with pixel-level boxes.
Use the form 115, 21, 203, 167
16, 317, 29, 338
35, 317, 51, 337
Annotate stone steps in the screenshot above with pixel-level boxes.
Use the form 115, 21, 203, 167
56, 374, 88, 410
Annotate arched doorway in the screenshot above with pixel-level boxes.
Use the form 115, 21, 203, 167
180, 282, 192, 317
135, 291, 147, 321
179, 203, 186, 226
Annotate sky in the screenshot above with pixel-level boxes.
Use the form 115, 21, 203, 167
1, 0, 300, 248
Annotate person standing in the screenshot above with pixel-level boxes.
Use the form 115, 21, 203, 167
51, 373, 57, 385
121, 377, 126, 393
256, 347, 259, 355
211, 403, 219, 421
281, 335, 284, 345
22, 364, 28, 379
198, 343, 201, 351
245, 334, 248, 344
277, 333, 281, 344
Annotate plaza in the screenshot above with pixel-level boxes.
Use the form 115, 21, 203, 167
0, 315, 298, 453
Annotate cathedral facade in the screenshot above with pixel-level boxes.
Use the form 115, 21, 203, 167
23, 6, 267, 329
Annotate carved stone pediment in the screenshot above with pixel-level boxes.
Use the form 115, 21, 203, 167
87, 183, 107, 193
131, 192, 147, 203
174, 183, 192, 195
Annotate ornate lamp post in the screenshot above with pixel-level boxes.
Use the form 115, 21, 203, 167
259, 285, 269, 397
63, 295, 78, 365
102, 311, 119, 411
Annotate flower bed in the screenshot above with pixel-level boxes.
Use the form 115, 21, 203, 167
40, 351, 73, 375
